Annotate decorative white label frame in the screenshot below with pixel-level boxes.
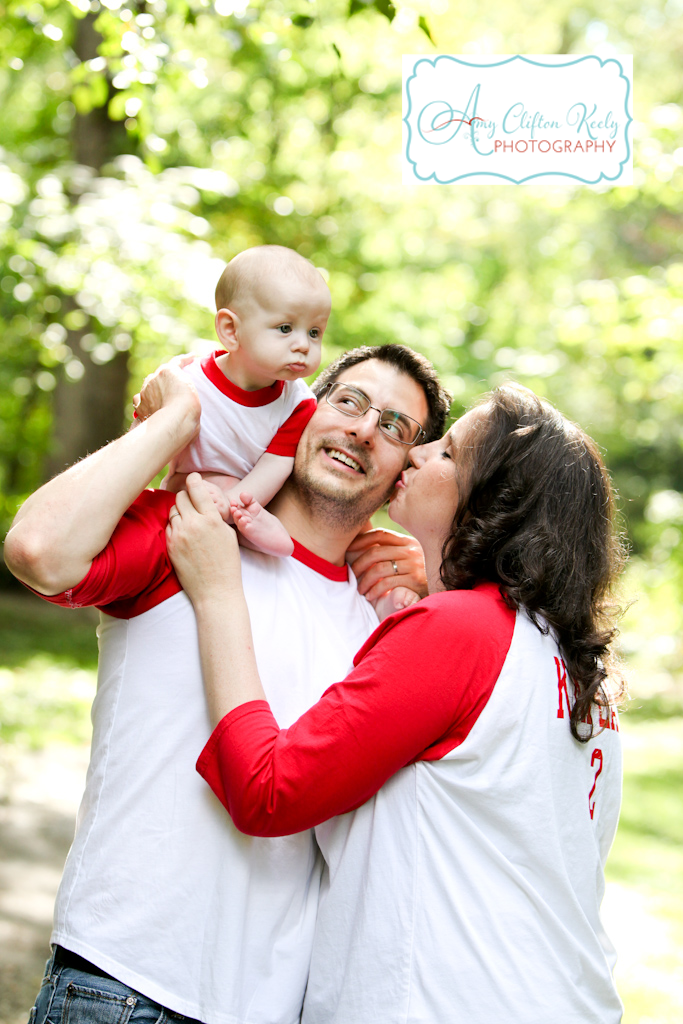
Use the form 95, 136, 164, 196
403, 55, 633, 186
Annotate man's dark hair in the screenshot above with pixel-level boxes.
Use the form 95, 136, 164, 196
312, 344, 451, 444
440, 384, 627, 742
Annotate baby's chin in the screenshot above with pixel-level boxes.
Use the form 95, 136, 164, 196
277, 366, 317, 381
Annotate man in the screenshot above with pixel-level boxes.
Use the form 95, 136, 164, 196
5, 344, 450, 1024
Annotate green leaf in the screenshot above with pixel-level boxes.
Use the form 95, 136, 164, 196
71, 83, 93, 115
292, 15, 314, 28
89, 74, 109, 109
418, 15, 435, 43
373, 0, 396, 21
108, 92, 127, 121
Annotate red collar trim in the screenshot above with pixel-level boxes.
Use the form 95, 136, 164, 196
201, 351, 285, 406
291, 539, 349, 582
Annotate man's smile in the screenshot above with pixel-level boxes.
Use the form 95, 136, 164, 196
321, 445, 366, 475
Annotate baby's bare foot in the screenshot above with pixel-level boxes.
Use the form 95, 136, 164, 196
231, 493, 294, 557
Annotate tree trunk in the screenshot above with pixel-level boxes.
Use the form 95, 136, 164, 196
46, 13, 131, 478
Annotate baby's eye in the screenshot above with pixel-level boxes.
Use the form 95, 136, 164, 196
309, 328, 321, 339
278, 324, 293, 334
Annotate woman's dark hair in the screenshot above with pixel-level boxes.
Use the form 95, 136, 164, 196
440, 384, 626, 741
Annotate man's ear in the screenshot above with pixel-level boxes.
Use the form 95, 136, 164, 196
215, 308, 240, 353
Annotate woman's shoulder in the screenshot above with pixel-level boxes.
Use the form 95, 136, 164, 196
355, 582, 515, 666
420, 581, 514, 624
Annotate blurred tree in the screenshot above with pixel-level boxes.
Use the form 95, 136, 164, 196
47, 10, 131, 475
0, 0, 417, 487
1, 0, 682, 669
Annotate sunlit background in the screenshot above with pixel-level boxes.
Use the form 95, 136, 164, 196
1, 1, 682, 1021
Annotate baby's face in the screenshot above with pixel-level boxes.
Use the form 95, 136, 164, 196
234, 275, 330, 386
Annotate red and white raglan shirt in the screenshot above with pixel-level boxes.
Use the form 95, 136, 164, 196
33, 488, 379, 1024
168, 350, 317, 479
198, 583, 623, 1024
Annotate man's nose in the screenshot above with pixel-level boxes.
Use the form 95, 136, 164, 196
346, 408, 379, 445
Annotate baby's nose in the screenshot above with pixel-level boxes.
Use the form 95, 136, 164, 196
291, 331, 309, 351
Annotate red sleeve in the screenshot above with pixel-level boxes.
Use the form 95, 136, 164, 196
196, 584, 515, 836
26, 489, 182, 619
266, 399, 317, 457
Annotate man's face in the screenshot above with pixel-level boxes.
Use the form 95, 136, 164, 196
292, 359, 430, 527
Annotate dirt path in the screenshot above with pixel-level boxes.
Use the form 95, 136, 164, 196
0, 744, 89, 1024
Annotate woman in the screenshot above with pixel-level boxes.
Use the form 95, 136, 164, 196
168, 384, 626, 1024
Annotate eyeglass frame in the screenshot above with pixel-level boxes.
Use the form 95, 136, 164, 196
317, 381, 427, 446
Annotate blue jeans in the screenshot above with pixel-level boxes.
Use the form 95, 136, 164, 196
30, 950, 205, 1024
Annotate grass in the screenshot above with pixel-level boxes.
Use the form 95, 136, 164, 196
604, 715, 683, 1023
0, 591, 98, 746
0, 587, 682, 1021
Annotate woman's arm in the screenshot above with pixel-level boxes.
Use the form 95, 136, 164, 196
195, 595, 512, 836
167, 487, 513, 837
166, 475, 267, 723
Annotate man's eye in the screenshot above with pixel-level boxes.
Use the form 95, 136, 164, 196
381, 413, 411, 442
337, 395, 364, 412
278, 324, 292, 334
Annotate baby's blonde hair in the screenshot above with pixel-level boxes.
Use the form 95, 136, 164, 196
215, 245, 328, 312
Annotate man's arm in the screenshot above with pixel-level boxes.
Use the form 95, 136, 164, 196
4, 366, 200, 596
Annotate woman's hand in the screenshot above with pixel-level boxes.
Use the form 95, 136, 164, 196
346, 527, 428, 602
166, 473, 242, 607
167, 474, 264, 726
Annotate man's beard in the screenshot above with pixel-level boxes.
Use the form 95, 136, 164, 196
291, 436, 398, 530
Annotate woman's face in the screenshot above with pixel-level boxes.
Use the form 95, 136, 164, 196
388, 407, 484, 547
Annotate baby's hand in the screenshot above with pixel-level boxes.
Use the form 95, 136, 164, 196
372, 587, 420, 621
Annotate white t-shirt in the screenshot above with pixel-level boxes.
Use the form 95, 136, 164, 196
170, 351, 317, 479
306, 607, 622, 1023
43, 492, 379, 1024
196, 586, 623, 1024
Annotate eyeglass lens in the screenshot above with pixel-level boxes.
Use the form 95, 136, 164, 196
326, 383, 422, 444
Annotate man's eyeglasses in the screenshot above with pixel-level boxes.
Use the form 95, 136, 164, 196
318, 382, 426, 446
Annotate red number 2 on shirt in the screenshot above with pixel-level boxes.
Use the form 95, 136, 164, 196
588, 748, 603, 820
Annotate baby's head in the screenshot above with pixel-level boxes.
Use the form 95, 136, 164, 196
214, 245, 331, 387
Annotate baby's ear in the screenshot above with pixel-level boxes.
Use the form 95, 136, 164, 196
215, 308, 239, 352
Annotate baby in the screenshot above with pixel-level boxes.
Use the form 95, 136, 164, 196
163, 245, 329, 557
164, 243, 419, 616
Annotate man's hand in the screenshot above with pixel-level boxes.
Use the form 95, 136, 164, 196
4, 361, 202, 596
133, 361, 201, 436
346, 527, 428, 603
164, 472, 236, 523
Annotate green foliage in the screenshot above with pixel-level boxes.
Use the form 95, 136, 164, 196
0, 0, 682, 696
